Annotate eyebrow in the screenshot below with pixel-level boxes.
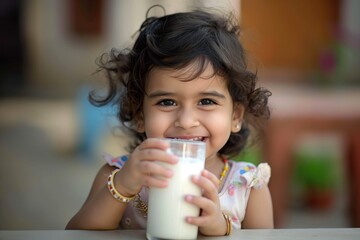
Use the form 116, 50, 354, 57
147, 91, 174, 98
147, 90, 226, 99
200, 91, 226, 99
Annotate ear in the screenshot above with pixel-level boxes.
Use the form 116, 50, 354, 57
231, 103, 245, 133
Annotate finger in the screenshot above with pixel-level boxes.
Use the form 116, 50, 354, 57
142, 174, 169, 188
184, 195, 213, 227
201, 169, 220, 189
135, 140, 178, 164
139, 148, 178, 164
186, 215, 212, 227
139, 160, 174, 178
185, 195, 214, 214
184, 201, 213, 227
192, 174, 219, 201
138, 138, 169, 151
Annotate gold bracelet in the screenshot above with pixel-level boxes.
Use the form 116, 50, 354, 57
107, 169, 136, 203
222, 212, 233, 236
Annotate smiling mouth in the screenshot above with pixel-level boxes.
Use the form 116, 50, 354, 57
171, 137, 205, 142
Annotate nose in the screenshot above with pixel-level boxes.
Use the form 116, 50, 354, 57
174, 106, 200, 129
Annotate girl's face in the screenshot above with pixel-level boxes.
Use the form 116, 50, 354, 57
139, 64, 244, 162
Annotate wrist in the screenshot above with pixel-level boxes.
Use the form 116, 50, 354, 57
222, 212, 232, 236
113, 168, 141, 196
107, 169, 137, 203
199, 212, 230, 236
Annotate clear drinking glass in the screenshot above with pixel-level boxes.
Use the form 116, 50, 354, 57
146, 139, 206, 240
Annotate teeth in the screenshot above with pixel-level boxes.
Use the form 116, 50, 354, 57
174, 137, 203, 141
190, 137, 203, 141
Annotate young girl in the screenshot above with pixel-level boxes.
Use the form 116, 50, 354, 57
66, 7, 273, 236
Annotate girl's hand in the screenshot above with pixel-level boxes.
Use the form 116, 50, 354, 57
185, 170, 228, 236
115, 138, 178, 196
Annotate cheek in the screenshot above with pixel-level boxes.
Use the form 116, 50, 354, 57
143, 113, 171, 138
203, 111, 233, 134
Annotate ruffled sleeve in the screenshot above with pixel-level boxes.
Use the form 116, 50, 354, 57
102, 152, 128, 169
239, 162, 271, 189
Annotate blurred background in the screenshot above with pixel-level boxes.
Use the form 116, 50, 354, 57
0, 0, 359, 230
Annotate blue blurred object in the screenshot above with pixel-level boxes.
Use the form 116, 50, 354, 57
77, 85, 118, 159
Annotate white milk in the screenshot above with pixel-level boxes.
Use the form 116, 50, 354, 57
146, 158, 204, 240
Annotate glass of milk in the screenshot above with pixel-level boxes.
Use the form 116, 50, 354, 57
146, 139, 206, 240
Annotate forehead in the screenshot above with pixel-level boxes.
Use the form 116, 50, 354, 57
146, 63, 228, 92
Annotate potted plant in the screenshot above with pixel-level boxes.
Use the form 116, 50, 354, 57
293, 150, 338, 210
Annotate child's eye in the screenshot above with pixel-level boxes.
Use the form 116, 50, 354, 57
157, 99, 176, 106
199, 98, 216, 105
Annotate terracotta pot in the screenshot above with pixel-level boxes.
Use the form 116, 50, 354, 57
305, 188, 335, 210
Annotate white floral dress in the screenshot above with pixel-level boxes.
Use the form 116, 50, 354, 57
103, 153, 271, 229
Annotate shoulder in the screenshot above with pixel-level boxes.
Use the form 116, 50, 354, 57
230, 161, 271, 189
229, 162, 273, 228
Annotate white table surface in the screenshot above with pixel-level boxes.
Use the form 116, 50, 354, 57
1, 228, 359, 240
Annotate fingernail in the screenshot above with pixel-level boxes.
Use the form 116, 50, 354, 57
167, 169, 173, 177
192, 175, 200, 182
185, 195, 193, 201
171, 155, 179, 163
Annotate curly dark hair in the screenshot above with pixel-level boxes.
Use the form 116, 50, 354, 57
90, 7, 271, 157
